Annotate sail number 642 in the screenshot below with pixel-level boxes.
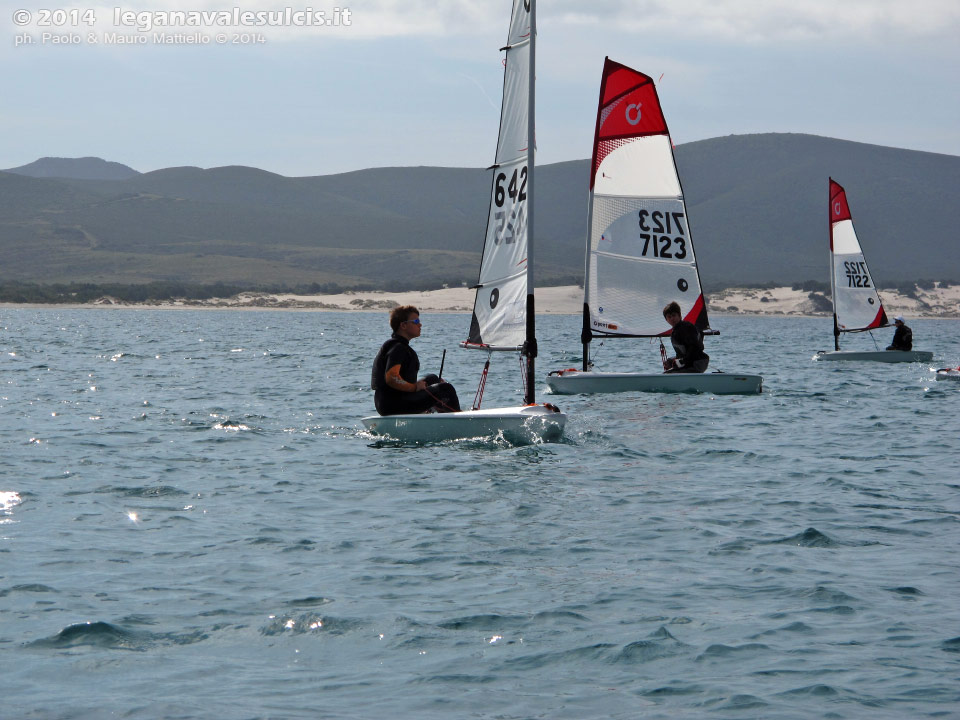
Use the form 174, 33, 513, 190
639, 209, 687, 259
492, 166, 528, 245
495, 166, 527, 207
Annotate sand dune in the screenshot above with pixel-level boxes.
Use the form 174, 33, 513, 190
7, 284, 958, 318
158, 283, 960, 319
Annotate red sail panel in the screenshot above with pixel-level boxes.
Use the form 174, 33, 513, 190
684, 293, 708, 331
655, 293, 708, 336
868, 306, 888, 329
590, 57, 669, 190
829, 178, 851, 252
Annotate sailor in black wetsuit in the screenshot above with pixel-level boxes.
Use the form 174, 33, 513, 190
886, 315, 913, 351
371, 305, 461, 416
661, 301, 709, 374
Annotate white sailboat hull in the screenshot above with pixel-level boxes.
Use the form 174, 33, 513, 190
935, 369, 960, 381
545, 370, 762, 395
815, 350, 933, 363
362, 404, 566, 444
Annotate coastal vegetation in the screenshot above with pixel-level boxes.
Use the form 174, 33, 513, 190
2, 134, 958, 294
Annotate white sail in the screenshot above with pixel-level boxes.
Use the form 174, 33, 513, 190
828, 178, 888, 333
465, 0, 532, 351
584, 58, 709, 339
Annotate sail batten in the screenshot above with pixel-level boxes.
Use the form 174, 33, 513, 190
594, 193, 682, 200
477, 269, 526, 287
828, 178, 889, 335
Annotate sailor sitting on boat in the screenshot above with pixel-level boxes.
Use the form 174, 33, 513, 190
886, 316, 913, 351
371, 306, 461, 416
661, 301, 709, 374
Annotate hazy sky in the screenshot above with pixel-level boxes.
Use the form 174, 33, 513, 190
2, 0, 958, 176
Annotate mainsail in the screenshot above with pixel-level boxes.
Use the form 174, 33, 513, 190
582, 58, 709, 354
828, 178, 888, 343
465, 0, 533, 352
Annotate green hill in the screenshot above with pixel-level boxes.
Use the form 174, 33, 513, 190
4, 156, 140, 181
1, 134, 957, 292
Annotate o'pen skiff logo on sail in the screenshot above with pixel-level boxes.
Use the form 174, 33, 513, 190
594, 308, 622, 331
834, 201, 842, 217
592, 318, 619, 331
489, 288, 500, 309
678, 278, 688, 292
626, 102, 642, 125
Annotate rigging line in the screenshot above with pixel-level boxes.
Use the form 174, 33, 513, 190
589, 338, 604, 368
457, 72, 498, 111
518, 351, 527, 396
424, 386, 458, 414
472, 353, 492, 411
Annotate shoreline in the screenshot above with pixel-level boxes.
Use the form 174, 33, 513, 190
1, 285, 958, 318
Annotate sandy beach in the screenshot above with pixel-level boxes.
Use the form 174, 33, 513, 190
708, 284, 960, 319
3, 284, 958, 318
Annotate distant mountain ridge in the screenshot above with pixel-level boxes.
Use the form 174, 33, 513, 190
1, 134, 957, 290
5, 157, 140, 181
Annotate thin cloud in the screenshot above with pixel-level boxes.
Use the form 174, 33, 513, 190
68, 1, 960, 42
548, 0, 960, 44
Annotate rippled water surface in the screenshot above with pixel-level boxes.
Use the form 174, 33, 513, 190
2, 309, 959, 719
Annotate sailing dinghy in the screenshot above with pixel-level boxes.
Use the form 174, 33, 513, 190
362, 0, 565, 444
815, 179, 932, 363
545, 58, 762, 396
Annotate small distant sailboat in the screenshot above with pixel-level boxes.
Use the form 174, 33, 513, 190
545, 58, 762, 396
362, 0, 565, 443
815, 179, 933, 363
935, 367, 960, 381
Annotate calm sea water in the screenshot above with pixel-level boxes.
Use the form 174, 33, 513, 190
2, 308, 959, 719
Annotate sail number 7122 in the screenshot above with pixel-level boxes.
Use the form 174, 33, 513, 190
843, 261, 871, 287
638, 210, 687, 259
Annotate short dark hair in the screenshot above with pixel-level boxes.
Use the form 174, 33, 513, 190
390, 305, 419, 332
663, 301, 681, 318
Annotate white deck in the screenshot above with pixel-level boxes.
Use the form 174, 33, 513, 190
814, 350, 933, 363
361, 404, 567, 444
545, 370, 762, 396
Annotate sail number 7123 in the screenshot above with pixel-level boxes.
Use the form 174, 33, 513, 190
638, 210, 687, 259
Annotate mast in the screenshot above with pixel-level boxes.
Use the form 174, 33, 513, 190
523, 0, 536, 404
580, 54, 601, 372
580, 193, 594, 370
829, 178, 840, 351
